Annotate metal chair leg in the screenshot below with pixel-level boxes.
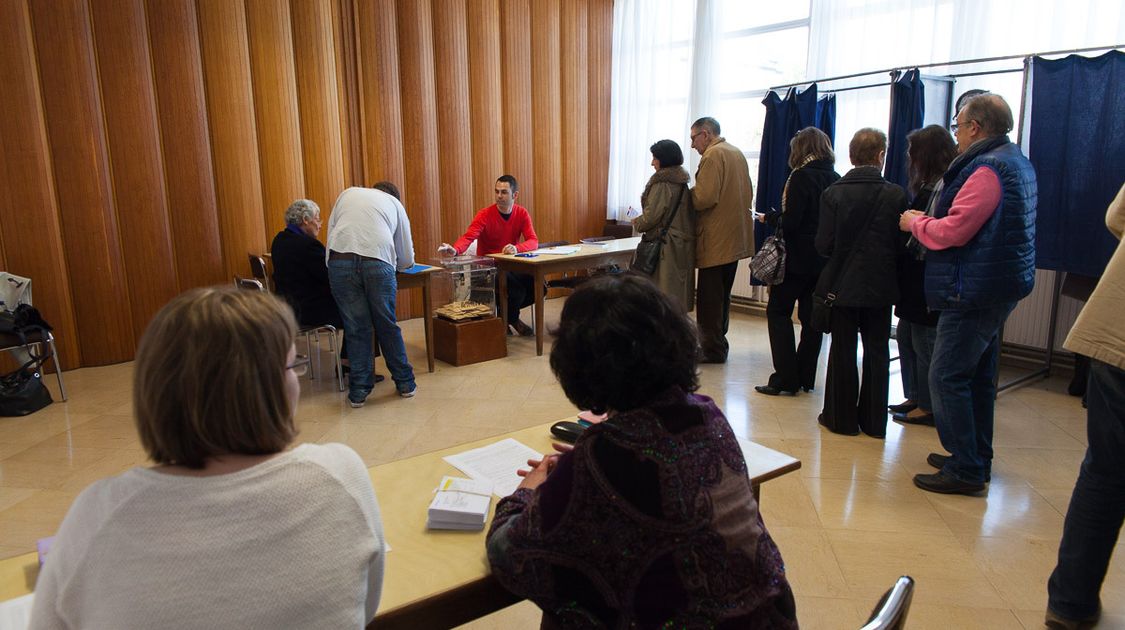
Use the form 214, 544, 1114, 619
46, 333, 67, 401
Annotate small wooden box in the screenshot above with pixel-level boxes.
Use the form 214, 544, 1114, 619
434, 316, 508, 366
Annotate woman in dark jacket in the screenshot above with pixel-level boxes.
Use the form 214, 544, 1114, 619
890, 125, 958, 426
756, 127, 841, 396
815, 129, 907, 437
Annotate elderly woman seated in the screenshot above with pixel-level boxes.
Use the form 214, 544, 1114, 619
485, 274, 797, 628
30, 287, 385, 629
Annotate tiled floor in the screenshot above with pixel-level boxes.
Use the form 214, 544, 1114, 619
1, 302, 1121, 629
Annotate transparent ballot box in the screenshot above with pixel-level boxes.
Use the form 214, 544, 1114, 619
431, 256, 498, 322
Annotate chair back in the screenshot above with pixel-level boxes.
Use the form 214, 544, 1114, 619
233, 276, 266, 292
248, 254, 270, 291
859, 576, 914, 630
602, 222, 634, 239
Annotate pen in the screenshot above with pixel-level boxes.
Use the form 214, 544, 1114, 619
514, 253, 538, 258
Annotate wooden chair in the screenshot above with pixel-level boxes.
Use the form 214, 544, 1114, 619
859, 576, 914, 630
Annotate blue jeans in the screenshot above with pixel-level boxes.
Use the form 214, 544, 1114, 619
1048, 359, 1125, 620
929, 302, 1015, 484
328, 259, 415, 399
904, 322, 937, 411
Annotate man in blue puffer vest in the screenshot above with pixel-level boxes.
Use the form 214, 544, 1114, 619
899, 94, 1037, 495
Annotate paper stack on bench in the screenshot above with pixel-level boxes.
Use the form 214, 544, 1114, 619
427, 476, 494, 531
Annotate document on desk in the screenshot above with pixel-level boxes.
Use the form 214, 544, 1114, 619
534, 245, 581, 255
0, 593, 33, 630
443, 438, 543, 497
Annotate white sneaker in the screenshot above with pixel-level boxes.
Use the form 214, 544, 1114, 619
348, 397, 366, 408
399, 386, 417, 398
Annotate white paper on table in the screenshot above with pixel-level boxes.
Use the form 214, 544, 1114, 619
534, 245, 580, 255
0, 593, 34, 630
443, 438, 543, 497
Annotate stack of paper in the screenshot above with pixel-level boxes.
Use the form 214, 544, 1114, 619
427, 476, 494, 530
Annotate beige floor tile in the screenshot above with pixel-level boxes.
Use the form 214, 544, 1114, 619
765, 438, 914, 483
753, 468, 822, 528
455, 600, 542, 629
965, 535, 1062, 611
993, 416, 1087, 450
827, 529, 1007, 608
904, 603, 1024, 629
0, 489, 79, 551
993, 448, 1086, 491
807, 478, 954, 535
925, 482, 1066, 542
792, 596, 865, 629
769, 526, 850, 598
0, 488, 38, 513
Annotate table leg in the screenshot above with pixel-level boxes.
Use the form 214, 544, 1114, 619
422, 275, 434, 373
534, 269, 545, 356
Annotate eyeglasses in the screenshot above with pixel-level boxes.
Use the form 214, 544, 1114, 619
287, 355, 310, 377
950, 119, 976, 134
690, 131, 704, 143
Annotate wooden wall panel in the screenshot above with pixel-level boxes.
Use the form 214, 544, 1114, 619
355, 1, 405, 195
529, 0, 562, 242
499, 1, 534, 218
467, 0, 504, 212
395, 0, 441, 261
433, 1, 475, 237
246, 0, 305, 239
292, 0, 346, 217
197, 0, 266, 279
146, 0, 224, 293
90, 0, 179, 344
332, 0, 363, 187
560, 0, 588, 242
29, 0, 135, 365
587, 0, 612, 236
0, 1, 79, 369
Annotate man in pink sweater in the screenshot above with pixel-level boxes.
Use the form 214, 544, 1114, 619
439, 175, 540, 335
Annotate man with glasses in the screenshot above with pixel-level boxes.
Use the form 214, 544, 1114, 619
688, 116, 755, 363
899, 94, 1038, 495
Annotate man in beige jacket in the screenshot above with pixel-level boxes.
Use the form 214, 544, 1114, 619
689, 116, 755, 363
1045, 182, 1125, 630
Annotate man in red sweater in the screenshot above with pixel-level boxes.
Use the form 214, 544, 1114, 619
439, 175, 539, 335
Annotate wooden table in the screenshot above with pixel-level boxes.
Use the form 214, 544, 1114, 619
0, 420, 799, 629
396, 266, 438, 373
489, 237, 640, 355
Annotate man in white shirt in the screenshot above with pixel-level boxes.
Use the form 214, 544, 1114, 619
326, 182, 417, 406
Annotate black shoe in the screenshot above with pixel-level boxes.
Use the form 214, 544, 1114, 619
927, 452, 990, 481
801, 385, 815, 393
893, 410, 935, 426
913, 471, 986, 495
888, 400, 917, 414
755, 385, 798, 396
336, 365, 384, 384
818, 413, 859, 436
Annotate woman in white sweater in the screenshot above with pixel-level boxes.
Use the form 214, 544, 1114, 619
30, 287, 385, 629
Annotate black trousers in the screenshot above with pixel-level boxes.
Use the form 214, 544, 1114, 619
505, 272, 535, 325
696, 261, 739, 361
821, 305, 891, 437
765, 272, 823, 391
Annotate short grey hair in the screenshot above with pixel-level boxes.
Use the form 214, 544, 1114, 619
960, 94, 1014, 137
284, 199, 320, 225
691, 116, 721, 136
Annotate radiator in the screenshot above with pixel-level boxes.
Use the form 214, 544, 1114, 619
1002, 269, 1084, 351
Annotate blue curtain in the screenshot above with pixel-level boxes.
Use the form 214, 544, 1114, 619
754, 85, 837, 258
1030, 51, 1125, 277
885, 69, 924, 196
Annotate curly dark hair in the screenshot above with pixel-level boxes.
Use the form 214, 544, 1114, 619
549, 274, 699, 413
906, 125, 958, 196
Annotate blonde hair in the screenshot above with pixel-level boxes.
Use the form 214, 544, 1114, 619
133, 286, 298, 468
788, 127, 835, 169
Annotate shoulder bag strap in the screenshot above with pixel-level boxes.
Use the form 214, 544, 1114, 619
658, 184, 687, 237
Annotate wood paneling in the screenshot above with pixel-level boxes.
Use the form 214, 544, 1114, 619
29, 0, 134, 365
0, 1, 79, 369
467, 0, 504, 213
499, 1, 534, 217
90, 0, 179, 345
0, 0, 613, 368
292, 0, 345, 216
246, 0, 305, 238
433, 0, 475, 236
396, 0, 441, 260
197, 0, 266, 278
146, 0, 225, 292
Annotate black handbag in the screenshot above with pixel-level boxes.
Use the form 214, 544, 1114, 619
0, 356, 53, 417
811, 192, 884, 334
632, 185, 687, 276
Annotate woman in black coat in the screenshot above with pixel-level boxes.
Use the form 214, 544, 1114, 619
755, 128, 840, 396
890, 125, 958, 426
815, 129, 907, 437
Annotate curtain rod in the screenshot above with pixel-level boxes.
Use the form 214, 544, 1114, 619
769, 43, 1123, 91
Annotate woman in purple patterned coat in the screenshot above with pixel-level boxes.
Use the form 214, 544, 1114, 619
486, 274, 797, 629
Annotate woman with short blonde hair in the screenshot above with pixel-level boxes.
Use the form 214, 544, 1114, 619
31, 287, 386, 629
